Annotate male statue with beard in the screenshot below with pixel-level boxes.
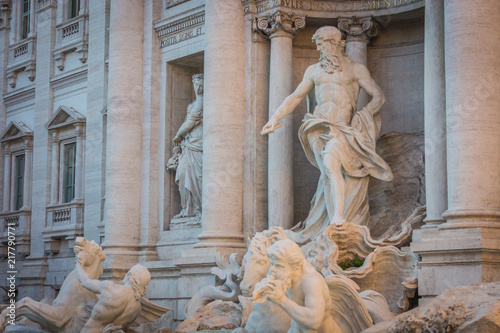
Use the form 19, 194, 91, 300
253, 239, 337, 332
261, 26, 393, 244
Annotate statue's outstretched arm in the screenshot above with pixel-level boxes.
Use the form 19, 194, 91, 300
355, 63, 386, 115
262, 65, 315, 135
75, 254, 102, 294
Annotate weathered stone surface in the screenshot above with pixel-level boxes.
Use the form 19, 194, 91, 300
174, 301, 242, 332
368, 132, 425, 240
362, 282, 500, 333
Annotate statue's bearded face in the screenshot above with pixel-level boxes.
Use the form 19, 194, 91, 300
316, 38, 344, 74
269, 259, 293, 290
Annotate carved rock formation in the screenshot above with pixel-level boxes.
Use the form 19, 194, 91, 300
362, 281, 500, 333
302, 223, 419, 313
175, 300, 242, 332
368, 132, 425, 241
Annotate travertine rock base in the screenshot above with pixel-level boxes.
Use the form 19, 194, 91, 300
368, 132, 425, 239
362, 281, 500, 333
174, 300, 242, 332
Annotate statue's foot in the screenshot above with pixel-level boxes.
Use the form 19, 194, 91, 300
331, 216, 346, 226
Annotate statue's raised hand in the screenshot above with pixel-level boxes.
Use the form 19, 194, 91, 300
260, 120, 282, 135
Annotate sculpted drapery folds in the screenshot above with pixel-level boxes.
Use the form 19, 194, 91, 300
168, 74, 204, 219
262, 26, 393, 245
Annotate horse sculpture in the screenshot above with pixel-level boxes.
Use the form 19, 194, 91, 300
236, 228, 291, 333
0, 237, 106, 333
235, 227, 393, 333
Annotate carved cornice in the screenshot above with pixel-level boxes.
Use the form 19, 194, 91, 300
0, 0, 11, 30
253, 10, 305, 39
51, 68, 88, 91
155, 12, 205, 48
4, 86, 35, 109
36, 0, 57, 12
165, 0, 190, 9
338, 16, 380, 42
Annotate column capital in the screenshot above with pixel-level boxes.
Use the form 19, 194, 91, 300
338, 16, 380, 43
50, 131, 59, 143
253, 10, 305, 39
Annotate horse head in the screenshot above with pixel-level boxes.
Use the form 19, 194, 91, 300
74, 237, 106, 280
239, 227, 286, 297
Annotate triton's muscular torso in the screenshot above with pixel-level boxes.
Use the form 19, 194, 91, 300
311, 60, 360, 126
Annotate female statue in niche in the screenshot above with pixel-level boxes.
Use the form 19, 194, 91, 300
168, 74, 204, 219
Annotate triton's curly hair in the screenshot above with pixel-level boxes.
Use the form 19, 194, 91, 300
124, 264, 151, 300
267, 239, 305, 271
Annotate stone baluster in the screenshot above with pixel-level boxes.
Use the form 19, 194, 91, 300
338, 16, 379, 109
254, 11, 305, 230
423, 0, 447, 228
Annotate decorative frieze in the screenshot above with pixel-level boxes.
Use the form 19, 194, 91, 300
338, 16, 380, 41
253, 0, 422, 14
155, 12, 204, 48
253, 10, 305, 38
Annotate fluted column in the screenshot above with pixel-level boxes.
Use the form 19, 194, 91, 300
423, 0, 447, 228
196, 0, 246, 248
2, 147, 11, 211
50, 132, 59, 204
441, 0, 500, 229
74, 124, 84, 202
103, 0, 143, 262
22, 140, 32, 209
338, 17, 379, 109
254, 11, 305, 229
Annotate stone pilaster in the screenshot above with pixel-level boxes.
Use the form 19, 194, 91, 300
411, 0, 500, 302
22, 139, 32, 209
254, 11, 305, 230
0, 1, 10, 216
243, 19, 270, 236
74, 124, 84, 202
102, 0, 143, 267
19, 0, 56, 298
423, 0, 447, 228
83, 0, 108, 243
2, 146, 10, 211
338, 16, 379, 108
49, 132, 59, 204
195, 0, 246, 249
30, 0, 56, 258
138, 0, 161, 261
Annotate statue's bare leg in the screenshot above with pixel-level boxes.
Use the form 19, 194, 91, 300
323, 139, 346, 226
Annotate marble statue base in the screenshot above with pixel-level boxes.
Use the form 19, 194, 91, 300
170, 216, 201, 230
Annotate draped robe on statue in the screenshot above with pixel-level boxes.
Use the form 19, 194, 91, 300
286, 107, 393, 245
176, 108, 203, 217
